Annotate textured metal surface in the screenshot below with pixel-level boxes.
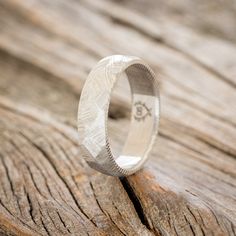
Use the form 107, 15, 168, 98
77, 55, 160, 176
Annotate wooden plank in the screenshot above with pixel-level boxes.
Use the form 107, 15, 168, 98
0, 0, 235, 235
0, 97, 152, 236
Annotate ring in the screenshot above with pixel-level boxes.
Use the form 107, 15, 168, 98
77, 55, 160, 176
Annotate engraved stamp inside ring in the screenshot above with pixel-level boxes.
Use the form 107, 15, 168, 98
134, 101, 152, 122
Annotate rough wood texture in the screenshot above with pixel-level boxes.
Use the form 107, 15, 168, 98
0, 0, 236, 235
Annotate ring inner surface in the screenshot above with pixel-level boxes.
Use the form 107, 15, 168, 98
115, 63, 158, 170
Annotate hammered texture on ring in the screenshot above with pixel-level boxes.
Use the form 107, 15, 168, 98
77, 55, 160, 176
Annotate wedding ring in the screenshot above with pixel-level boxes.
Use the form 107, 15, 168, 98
77, 55, 160, 176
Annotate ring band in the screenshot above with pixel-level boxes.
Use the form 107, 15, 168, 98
77, 55, 160, 176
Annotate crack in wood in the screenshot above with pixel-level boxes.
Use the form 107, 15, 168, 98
120, 177, 151, 230
24, 139, 96, 227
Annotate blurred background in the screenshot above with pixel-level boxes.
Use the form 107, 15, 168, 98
118, 0, 236, 43
0, 0, 236, 160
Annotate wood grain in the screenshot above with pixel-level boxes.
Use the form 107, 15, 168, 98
0, 0, 235, 235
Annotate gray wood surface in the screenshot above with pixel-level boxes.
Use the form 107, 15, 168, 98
0, 0, 236, 235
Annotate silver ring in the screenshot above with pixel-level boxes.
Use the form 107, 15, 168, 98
77, 55, 160, 176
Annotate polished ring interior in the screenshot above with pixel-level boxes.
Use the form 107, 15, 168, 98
77, 55, 160, 176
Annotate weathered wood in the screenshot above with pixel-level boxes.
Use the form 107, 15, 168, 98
0, 0, 235, 235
